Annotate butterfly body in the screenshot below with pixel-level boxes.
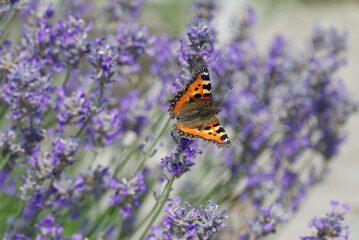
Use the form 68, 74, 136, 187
175, 107, 220, 123
168, 66, 230, 148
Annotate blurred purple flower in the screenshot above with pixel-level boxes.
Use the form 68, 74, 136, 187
239, 204, 287, 240
301, 201, 350, 240
33, 215, 83, 240
54, 86, 97, 132
108, 172, 146, 218
193, 0, 217, 22
104, 0, 145, 22
115, 24, 155, 74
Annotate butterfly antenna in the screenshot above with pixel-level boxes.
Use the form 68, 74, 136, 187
217, 86, 233, 109
221, 113, 244, 129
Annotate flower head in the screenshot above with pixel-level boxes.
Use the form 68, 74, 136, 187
301, 201, 350, 240
178, 19, 216, 71
108, 172, 146, 218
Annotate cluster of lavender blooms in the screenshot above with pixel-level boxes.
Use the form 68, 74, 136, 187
0, 0, 356, 239
146, 197, 227, 240
301, 201, 350, 240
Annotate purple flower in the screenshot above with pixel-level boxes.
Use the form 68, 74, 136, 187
54, 86, 97, 132
145, 225, 169, 240
88, 38, 117, 83
193, 0, 218, 22
35, 215, 65, 239
50, 174, 85, 209
55, 14, 92, 67
0, 0, 31, 14
162, 197, 200, 239
60, 0, 93, 18
0, 169, 16, 195
2, 58, 53, 122
147, 197, 227, 240
104, 0, 145, 22
23, 14, 92, 72
301, 201, 350, 240
312, 25, 348, 55
241, 170, 275, 208
0, 127, 23, 164
161, 138, 201, 178
85, 108, 124, 147
78, 165, 110, 200
178, 19, 216, 71
233, 6, 257, 42
33, 215, 83, 240
239, 204, 288, 240
115, 23, 155, 70
150, 35, 181, 108
108, 172, 146, 218
196, 200, 227, 239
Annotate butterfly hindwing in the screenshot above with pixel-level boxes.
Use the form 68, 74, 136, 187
168, 66, 213, 119
174, 116, 230, 148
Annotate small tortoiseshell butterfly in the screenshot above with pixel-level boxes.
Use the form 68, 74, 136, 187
168, 66, 230, 148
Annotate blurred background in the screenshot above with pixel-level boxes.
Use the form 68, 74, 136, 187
219, 1, 359, 239
141, 0, 359, 238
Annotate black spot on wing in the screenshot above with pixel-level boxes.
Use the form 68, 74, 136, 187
204, 126, 211, 130
203, 84, 211, 91
203, 93, 211, 98
201, 74, 210, 80
195, 87, 199, 91
213, 123, 220, 127
216, 127, 225, 134
220, 134, 228, 141
194, 94, 202, 98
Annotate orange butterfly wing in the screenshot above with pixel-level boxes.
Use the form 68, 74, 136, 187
168, 66, 212, 119
174, 116, 230, 148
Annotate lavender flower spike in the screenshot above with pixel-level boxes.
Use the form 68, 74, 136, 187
301, 201, 350, 240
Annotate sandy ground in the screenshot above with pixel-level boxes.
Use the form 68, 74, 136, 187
217, 1, 359, 238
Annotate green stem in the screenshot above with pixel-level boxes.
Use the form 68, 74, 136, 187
97, 80, 104, 107
75, 113, 92, 138
8, 200, 27, 239
135, 179, 170, 233
86, 206, 116, 238
0, 153, 10, 173
0, 105, 9, 121
134, 117, 171, 173
26, 178, 55, 235
0, 7, 17, 44
75, 80, 105, 138
138, 175, 175, 240
62, 67, 72, 89
0, 165, 17, 195
151, 111, 165, 132
114, 146, 136, 175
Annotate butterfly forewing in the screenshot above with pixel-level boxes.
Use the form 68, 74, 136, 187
168, 66, 213, 119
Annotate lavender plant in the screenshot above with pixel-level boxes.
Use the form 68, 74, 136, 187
301, 201, 350, 240
0, 0, 356, 240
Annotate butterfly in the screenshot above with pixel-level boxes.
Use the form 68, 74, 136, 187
168, 66, 230, 148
